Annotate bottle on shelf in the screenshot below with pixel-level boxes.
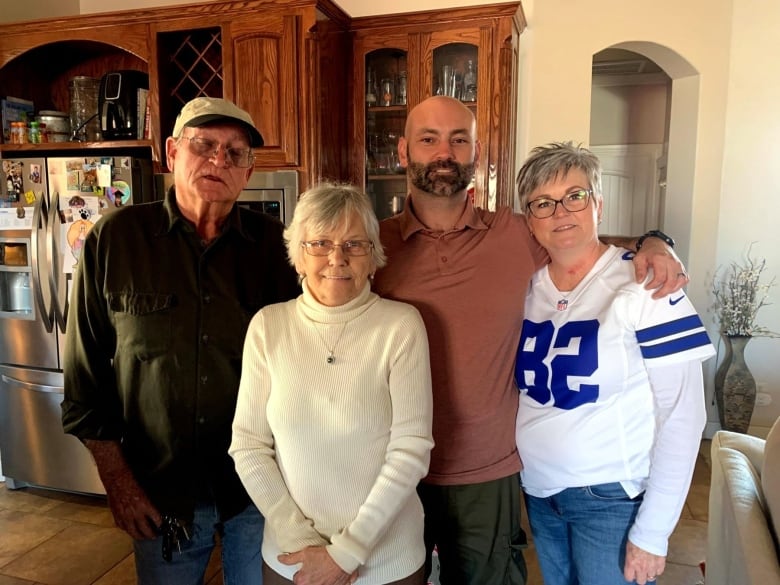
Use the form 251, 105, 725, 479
462, 59, 477, 102
396, 71, 407, 105
29, 121, 42, 144
11, 121, 28, 144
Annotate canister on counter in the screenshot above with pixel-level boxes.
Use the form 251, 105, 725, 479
37, 110, 70, 143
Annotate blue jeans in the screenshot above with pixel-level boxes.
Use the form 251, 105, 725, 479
133, 502, 264, 585
525, 482, 654, 585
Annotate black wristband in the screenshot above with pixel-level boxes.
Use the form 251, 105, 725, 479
636, 229, 675, 251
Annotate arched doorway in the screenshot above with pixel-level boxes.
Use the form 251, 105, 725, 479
590, 42, 699, 265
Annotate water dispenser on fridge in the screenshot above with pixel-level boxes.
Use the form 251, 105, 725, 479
0, 239, 33, 316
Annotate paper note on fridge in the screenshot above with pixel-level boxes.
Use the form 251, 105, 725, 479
0, 207, 34, 230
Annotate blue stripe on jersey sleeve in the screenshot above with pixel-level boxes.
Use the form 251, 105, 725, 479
636, 314, 705, 343
640, 331, 713, 359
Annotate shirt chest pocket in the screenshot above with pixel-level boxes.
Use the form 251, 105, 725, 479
108, 292, 175, 359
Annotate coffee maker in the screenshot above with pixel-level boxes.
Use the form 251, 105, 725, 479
99, 70, 149, 140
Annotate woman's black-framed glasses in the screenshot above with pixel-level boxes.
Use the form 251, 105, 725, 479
178, 136, 255, 168
526, 189, 593, 219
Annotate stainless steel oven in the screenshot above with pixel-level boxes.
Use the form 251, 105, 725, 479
237, 170, 298, 225
155, 170, 298, 225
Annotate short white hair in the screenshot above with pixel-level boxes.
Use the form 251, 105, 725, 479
284, 182, 386, 271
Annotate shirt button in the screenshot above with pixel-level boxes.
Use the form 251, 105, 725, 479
441, 256, 448, 263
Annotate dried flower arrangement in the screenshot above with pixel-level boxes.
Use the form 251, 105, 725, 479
712, 245, 778, 338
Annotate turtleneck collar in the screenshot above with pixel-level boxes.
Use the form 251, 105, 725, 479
297, 279, 379, 325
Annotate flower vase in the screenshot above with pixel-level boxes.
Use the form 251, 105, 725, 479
714, 335, 756, 433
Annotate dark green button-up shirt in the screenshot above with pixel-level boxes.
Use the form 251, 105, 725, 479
62, 189, 299, 521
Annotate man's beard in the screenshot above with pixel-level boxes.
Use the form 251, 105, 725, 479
407, 158, 475, 198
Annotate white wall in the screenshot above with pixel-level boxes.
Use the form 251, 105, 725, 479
590, 83, 668, 146
1, 0, 78, 22
715, 0, 780, 431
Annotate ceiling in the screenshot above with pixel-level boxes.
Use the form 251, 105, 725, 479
592, 48, 666, 80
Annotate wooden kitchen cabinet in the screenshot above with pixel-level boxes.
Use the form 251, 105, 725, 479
0, 0, 351, 189
0, 0, 523, 202
0, 18, 150, 150
149, 3, 350, 185
350, 3, 525, 217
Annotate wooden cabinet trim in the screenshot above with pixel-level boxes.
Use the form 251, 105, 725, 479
350, 3, 524, 33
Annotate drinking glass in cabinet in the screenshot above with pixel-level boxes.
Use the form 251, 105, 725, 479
462, 60, 477, 102
441, 66, 455, 98
366, 68, 378, 105
383, 130, 403, 174
380, 79, 394, 107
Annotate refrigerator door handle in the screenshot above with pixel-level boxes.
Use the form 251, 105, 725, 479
30, 190, 55, 332
1, 374, 62, 394
48, 189, 67, 333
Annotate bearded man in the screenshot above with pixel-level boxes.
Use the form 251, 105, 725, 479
372, 96, 688, 585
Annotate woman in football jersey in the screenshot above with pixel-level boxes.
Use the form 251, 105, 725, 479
513, 142, 715, 585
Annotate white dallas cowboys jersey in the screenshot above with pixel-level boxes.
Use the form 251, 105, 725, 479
515, 246, 715, 497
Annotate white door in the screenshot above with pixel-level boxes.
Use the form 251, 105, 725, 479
591, 144, 663, 236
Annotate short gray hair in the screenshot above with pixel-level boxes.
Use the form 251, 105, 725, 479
284, 182, 387, 271
516, 142, 603, 211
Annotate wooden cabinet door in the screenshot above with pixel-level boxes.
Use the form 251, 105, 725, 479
227, 15, 299, 168
351, 33, 410, 218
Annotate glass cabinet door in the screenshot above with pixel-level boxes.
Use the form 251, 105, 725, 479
364, 48, 408, 221
432, 42, 479, 106
431, 41, 480, 203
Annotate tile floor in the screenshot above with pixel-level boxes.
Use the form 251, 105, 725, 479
0, 442, 711, 585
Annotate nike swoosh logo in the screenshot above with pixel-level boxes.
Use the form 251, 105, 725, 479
669, 295, 685, 306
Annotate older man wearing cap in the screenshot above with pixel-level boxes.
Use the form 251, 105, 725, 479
62, 97, 299, 584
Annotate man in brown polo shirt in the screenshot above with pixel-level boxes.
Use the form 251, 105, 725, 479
373, 95, 687, 585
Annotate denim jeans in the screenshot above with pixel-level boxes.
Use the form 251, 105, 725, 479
525, 482, 654, 585
133, 501, 264, 585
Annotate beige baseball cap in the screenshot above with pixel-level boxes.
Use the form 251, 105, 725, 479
173, 97, 264, 147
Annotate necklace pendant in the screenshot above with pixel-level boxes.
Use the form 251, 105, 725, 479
327, 354, 335, 364
557, 298, 569, 311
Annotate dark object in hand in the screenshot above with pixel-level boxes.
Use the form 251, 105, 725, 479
160, 515, 190, 562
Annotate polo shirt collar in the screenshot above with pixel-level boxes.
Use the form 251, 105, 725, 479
399, 192, 489, 240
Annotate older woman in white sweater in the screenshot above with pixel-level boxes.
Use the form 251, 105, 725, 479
230, 183, 433, 585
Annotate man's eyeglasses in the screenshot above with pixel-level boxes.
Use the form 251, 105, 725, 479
526, 189, 592, 219
178, 136, 255, 168
301, 240, 373, 257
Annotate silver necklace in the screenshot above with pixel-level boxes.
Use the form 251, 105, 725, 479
314, 322, 348, 364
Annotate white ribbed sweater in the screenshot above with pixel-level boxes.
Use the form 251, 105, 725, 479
230, 282, 433, 584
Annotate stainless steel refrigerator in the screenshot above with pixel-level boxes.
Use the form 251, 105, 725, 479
0, 153, 153, 494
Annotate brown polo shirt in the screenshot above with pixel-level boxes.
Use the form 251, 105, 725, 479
375, 196, 548, 485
